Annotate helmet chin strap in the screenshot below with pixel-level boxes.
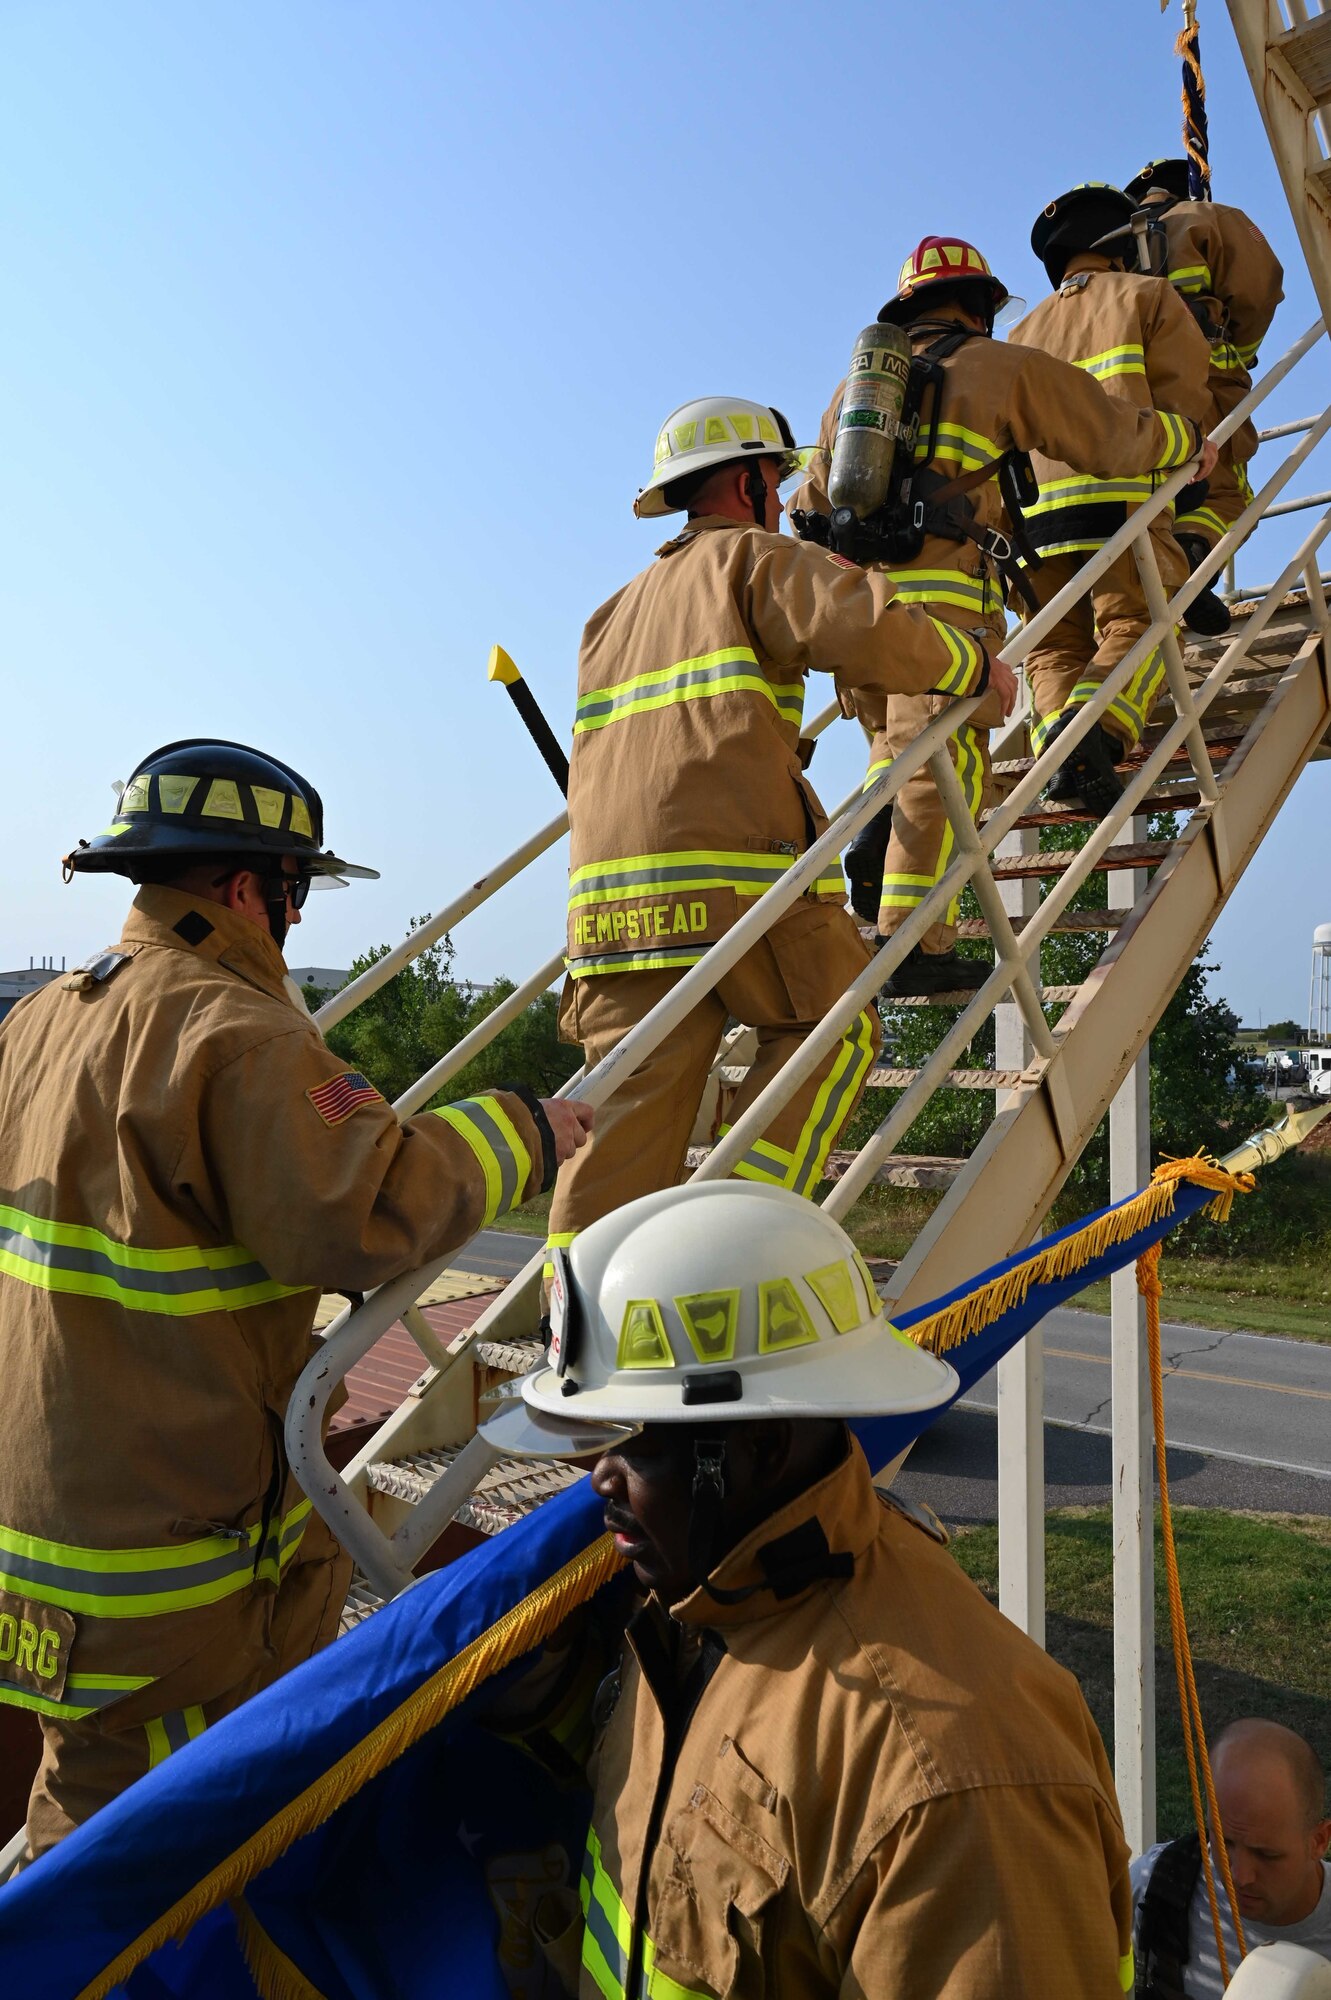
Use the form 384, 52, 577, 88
263, 886, 290, 953
686, 1438, 729, 1587
747, 463, 769, 529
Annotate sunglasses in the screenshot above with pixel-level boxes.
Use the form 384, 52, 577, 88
211, 866, 314, 908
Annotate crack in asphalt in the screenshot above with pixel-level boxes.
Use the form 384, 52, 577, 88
1073, 1326, 1240, 1430
1161, 1326, 1236, 1373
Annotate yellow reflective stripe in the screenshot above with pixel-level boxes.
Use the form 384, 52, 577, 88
1076, 343, 1146, 380
581, 1828, 630, 1999
433, 1094, 533, 1228
928, 620, 982, 696
570, 851, 844, 905
1209, 340, 1246, 373
0, 1203, 307, 1317
568, 949, 707, 978
1026, 474, 1154, 512
879, 726, 983, 926
0, 1495, 315, 1619
862, 757, 891, 789
886, 569, 994, 616
144, 1703, 208, 1770
574, 650, 803, 734
790, 1009, 877, 1195
1168, 262, 1210, 293
0, 1668, 154, 1722
1235, 339, 1260, 366
911, 420, 1002, 470
1175, 502, 1225, 541
1153, 412, 1194, 469
1120, 1948, 1135, 1991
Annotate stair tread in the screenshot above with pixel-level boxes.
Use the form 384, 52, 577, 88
472, 1337, 544, 1376
366, 1447, 584, 1531
990, 840, 1170, 878
955, 908, 1124, 935
1278, 9, 1331, 103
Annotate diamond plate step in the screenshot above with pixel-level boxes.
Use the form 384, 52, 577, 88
990, 840, 1170, 879
366, 1447, 584, 1535
471, 1337, 544, 1377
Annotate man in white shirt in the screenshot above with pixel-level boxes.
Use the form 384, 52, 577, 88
1131, 1719, 1331, 1997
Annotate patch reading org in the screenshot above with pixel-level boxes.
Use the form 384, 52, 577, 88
0, 1590, 75, 1699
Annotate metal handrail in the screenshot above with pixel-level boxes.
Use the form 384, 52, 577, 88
286, 316, 1331, 1597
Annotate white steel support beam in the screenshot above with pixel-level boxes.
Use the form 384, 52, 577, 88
1109, 818, 1155, 1855
995, 824, 1045, 1646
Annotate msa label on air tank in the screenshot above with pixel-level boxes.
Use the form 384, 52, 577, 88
839, 408, 887, 432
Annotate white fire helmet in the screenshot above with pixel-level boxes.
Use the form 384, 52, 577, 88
479, 1183, 958, 1459
1224, 1945, 1331, 2000
633, 397, 813, 519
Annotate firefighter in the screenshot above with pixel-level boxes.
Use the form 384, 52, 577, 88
0, 738, 591, 1860
1122, 157, 1285, 633
1011, 184, 1215, 818
790, 235, 1214, 980
545, 396, 1018, 1268
484, 1182, 1138, 1997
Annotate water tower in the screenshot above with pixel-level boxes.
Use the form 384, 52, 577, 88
1310, 924, 1331, 1043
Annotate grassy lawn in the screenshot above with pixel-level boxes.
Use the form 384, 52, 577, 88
1075, 1263, 1331, 1343
949, 1507, 1331, 1838
503, 1190, 553, 1238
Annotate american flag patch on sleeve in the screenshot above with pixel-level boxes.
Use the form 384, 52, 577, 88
306, 1071, 384, 1127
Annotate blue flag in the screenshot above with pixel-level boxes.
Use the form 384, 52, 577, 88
0, 1177, 1220, 2000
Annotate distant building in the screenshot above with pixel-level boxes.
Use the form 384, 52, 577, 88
289, 966, 349, 996
0, 958, 66, 1022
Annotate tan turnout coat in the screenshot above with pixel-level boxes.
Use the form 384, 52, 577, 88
789, 305, 1204, 752
566, 516, 988, 977
0, 888, 546, 1726
1143, 190, 1284, 463
1011, 256, 1213, 556
580, 1441, 1135, 1998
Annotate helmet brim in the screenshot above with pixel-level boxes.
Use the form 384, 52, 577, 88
483, 1317, 958, 1458
634, 445, 812, 519
66, 827, 379, 881
477, 1395, 642, 1459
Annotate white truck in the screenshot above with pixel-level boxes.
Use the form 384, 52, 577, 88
1304, 1047, 1331, 1099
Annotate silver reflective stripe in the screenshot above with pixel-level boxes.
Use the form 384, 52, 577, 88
794, 1010, 878, 1195
0, 1221, 275, 1299
572, 859, 793, 895
453, 1099, 521, 1215
161, 1708, 195, 1755
0, 1540, 256, 1600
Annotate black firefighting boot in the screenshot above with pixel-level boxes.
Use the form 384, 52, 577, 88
1040, 711, 1126, 821
879, 942, 989, 999
1176, 533, 1232, 637
845, 801, 894, 926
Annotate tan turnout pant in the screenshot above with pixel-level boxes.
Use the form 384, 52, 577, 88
546, 900, 881, 1253
873, 693, 994, 954
1026, 520, 1188, 757
25, 1512, 350, 1862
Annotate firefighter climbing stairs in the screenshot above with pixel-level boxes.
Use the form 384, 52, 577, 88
277, 0, 1331, 1623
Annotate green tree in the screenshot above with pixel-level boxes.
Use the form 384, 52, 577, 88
842, 813, 1274, 1255
323, 920, 580, 1109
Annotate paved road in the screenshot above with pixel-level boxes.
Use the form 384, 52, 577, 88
468, 1232, 1331, 1519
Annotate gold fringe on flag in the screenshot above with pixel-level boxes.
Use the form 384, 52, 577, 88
234, 1896, 330, 2000
907, 1153, 1253, 1356
78, 1532, 626, 2000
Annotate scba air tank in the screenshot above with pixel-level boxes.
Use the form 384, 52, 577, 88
828, 322, 913, 519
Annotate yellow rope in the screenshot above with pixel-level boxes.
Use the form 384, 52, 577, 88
1137, 1153, 1254, 1981
907, 1153, 1252, 1357
77, 1531, 625, 2000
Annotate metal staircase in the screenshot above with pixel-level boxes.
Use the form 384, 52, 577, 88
284, 314, 1331, 1618
281, 7, 1331, 1694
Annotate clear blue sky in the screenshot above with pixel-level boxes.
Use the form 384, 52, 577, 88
4, 1, 1326, 1028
